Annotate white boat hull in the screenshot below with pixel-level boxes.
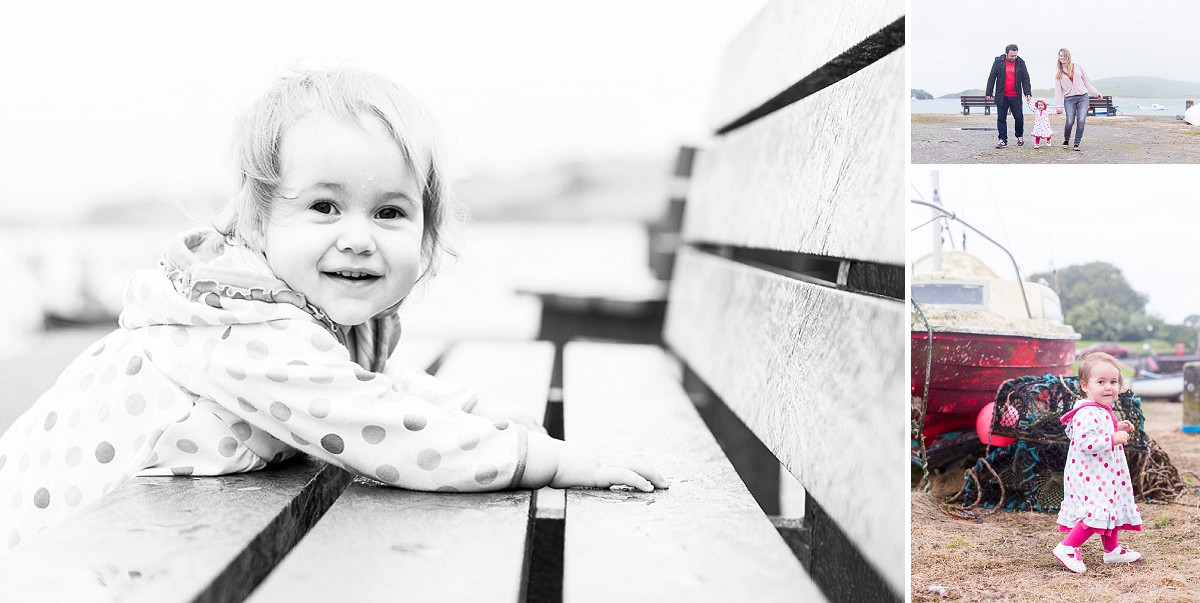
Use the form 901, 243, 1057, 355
1130, 374, 1183, 400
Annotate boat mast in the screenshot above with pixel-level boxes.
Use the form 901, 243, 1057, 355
931, 171, 943, 272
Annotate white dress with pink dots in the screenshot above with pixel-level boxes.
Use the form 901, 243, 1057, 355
1056, 400, 1142, 532
0, 229, 528, 553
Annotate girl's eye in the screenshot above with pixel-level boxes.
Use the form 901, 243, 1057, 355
376, 206, 406, 220
311, 201, 336, 215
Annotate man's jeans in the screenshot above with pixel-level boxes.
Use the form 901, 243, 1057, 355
1063, 93, 1090, 145
996, 96, 1024, 141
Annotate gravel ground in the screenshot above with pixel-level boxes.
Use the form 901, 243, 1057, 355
911, 400, 1200, 602
911, 114, 1200, 164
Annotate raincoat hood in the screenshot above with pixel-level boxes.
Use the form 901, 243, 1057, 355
1060, 399, 1116, 428
118, 228, 401, 371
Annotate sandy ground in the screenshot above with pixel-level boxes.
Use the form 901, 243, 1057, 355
911, 114, 1200, 164
912, 400, 1200, 602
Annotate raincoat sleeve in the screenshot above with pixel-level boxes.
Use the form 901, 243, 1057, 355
383, 363, 479, 413
201, 319, 528, 492
1068, 407, 1117, 453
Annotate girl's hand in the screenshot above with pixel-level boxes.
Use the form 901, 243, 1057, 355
1113, 431, 1131, 446
1118, 419, 1135, 433
1056, 108, 1063, 114
552, 445, 669, 493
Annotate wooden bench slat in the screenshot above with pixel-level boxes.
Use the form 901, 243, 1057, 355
561, 342, 825, 602
246, 341, 553, 602
708, 0, 904, 131
663, 248, 905, 591
0, 458, 351, 602
686, 50, 905, 265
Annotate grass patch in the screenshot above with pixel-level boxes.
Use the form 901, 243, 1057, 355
946, 536, 970, 550
1152, 514, 1174, 529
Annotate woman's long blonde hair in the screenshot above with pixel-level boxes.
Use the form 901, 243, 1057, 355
1056, 48, 1074, 80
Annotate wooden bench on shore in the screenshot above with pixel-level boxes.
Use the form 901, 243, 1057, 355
1088, 95, 1117, 116
961, 95, 992, 115
0, 1, 905, 601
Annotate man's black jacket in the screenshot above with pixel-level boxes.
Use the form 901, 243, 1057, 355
985, 55, 1032, 104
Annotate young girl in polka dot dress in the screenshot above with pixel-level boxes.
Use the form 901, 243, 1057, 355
1052, 352, 1143, 573
0, 68, 667, 552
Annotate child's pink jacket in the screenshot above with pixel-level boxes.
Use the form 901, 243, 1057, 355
1055, 399, 1142, 533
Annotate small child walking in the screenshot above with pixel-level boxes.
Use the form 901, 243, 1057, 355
0, 67, 667, 553
1053, 352, 1143, 573
1029, 98, 1053, 148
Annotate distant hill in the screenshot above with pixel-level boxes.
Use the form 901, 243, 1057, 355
934, 77, 1200, 99
1094, 76, 1200, 98
911, 89, 933, 100
454, 158, 672, 223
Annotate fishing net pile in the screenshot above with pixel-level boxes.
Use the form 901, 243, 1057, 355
943, 374, 1187, 520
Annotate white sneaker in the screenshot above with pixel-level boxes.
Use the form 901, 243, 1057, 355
1053, 542, 1087, 573
1103, 545, 1143, 564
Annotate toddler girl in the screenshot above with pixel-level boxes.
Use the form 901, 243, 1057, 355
1028, 98, 1053, 149
1053, 352, 1143, 573
0, 67, 666, 552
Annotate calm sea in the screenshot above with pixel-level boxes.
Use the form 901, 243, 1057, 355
912, 98, 1193, 116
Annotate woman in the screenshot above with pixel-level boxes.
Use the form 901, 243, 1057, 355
1054, 48, 1103, 151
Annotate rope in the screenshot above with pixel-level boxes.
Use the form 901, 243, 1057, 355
911, 299, 934, 492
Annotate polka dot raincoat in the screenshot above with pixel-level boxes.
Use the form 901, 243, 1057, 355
0, 229, 529, 552
1056, 400, 1142, 533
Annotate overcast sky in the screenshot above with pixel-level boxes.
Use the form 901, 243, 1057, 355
909, 168, 1200, 324
911, 2, 1200, 97
0, 0, 767, 223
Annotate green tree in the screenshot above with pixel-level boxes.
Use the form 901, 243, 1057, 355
1066, 300, 1127, 341
1029, 262, 1147, 316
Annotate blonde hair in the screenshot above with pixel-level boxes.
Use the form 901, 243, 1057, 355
216, 67, 455, 280
1077, 351, 1124, 394
1055, 48, 1074, 81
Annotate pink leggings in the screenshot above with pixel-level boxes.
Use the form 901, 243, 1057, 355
1062, 523, 1118, 551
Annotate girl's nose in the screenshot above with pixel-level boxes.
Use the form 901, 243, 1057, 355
336, 216, 376, 254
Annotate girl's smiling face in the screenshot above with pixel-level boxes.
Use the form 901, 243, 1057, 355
1082, 362, 1122, 406
263, 111, 424, 327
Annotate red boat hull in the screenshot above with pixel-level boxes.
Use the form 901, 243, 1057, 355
911, 331, 1075, 440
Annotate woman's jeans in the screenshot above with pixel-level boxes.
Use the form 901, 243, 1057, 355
1063, 94, 1089, 145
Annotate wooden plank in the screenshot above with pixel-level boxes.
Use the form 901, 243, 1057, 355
561, 342, 825, 602
708, 0, 904, 131
662, 248, 905, 592
686, 49, 905, 265
247, 341, 554, 602
0, 458, 352, 603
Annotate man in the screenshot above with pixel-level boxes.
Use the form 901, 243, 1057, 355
985, 44, 1032, 149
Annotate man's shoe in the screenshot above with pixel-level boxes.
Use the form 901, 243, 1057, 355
1103, 545, 1143, 564
1062, 140, 1070, 148
996, 140, 1008, 149
1073, 144, 1081, 151
1053, 543, 1087, 573
1017, 137, 1024, 146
